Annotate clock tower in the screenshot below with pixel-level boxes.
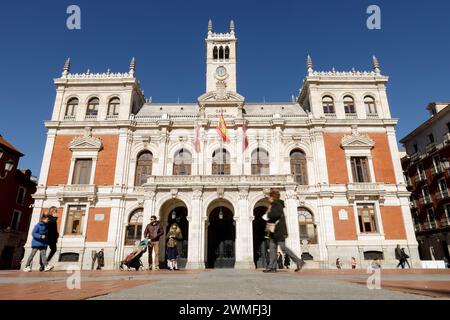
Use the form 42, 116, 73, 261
205, 20, 237, 93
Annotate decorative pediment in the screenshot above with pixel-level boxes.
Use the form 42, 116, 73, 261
198, 90, 245, 104
341, 128, 374, 150
69, 128, 103, 152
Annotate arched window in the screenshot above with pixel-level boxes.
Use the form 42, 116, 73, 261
108, 97, 120, 116
364, 96, 377, 115
219, 46, 224, 60
298, 208, 317, 244
251, 148, 270, 175
134, 151, 153, 186
290, 149, 308, 185
86, 97, 99, 116
213, 46, 218, 60
125, 209, 143, 245
173, 149, 192, 175
212, 148, 230, 175
225, 46, 230, 60
65, 98, 78, 117
343, 96, 356, 114
322, 96, 335, 114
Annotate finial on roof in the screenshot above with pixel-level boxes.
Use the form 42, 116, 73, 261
62, 57, 71, 77
372, 55, 380, 74
129, 57, 136, 77
307, 55, 313, 74
230, 20, 235, 32
208, 19, 213, 32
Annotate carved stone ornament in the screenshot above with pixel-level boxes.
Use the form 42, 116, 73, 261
341, 126, 375, 150
192, 188, 203, 200
238, 187, 249, 200
170, 189, 178, 199
217, 188, 225, 199
69, 127, 103, 152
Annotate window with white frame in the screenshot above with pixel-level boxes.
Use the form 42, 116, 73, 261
433, 155, 441, 171
16, 187, 26, 205
10, 210, 21, 230
417, 163, 426, 180
357, 204, 378, 233
65, 98, 78, 117
444, 204, 450, 224
422, 185, 431, 202
427, 208, 436, 229
438, 178, 448, 197
64, 205, 86, 235
72, 159, 93, 185
343, 96, 356, 114
86, 98, 99, 116
107, 97, 120, 116
364, 96, 377, 115
322, 96, 335, 114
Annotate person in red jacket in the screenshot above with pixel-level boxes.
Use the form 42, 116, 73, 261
144, 216, 164, 270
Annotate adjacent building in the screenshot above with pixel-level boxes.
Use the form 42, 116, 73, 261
0, 135, 37, 269
25, 21, 418, 270
400, 102, 450, 263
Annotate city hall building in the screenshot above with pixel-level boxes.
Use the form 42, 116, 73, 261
25, 21, 419, 270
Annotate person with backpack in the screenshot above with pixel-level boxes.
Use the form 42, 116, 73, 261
23, 215, 54, 272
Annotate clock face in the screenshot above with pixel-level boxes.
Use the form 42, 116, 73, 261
216, 66, 227, 77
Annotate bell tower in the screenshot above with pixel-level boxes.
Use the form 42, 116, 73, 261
205, 20, 237, 93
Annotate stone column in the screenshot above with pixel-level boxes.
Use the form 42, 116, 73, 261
186, 187, 205, 269
234, 187, 254, 269
285, 187, 302, 257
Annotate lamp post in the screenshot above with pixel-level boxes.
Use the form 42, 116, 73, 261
0, 159, 14, 180
171, 210, 176, 220
219, 207, 223, 220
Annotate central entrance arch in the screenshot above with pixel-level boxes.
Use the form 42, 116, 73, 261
159, 199, 189, 269
206, 199, 235, 268
253, 199, 270, 269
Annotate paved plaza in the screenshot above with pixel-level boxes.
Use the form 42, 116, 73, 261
0, 268, 448, 300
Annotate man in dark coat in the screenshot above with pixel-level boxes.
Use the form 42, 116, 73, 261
144, 215, 164, 270
263, 189, 305, 273
395, 244, 404, 269
39, 207, 59, 271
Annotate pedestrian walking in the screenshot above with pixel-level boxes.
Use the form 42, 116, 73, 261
401, 248, 411, 269
395, 244, 405, 269
284, 253, 291, 269
144, 215, 164, 270
39, 207, 59, 271
277, 252, 284, 269
351, 257, 357, 269
263, 189, 305, 273
23, 215, 54, 272
166, 223, 182, 270
336, 258, 342, 269
96, 248, 105, 270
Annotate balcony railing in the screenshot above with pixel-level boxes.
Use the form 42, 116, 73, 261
56, 184, 97, 203
345, 113, 358, 119
106, 114, 119, 120
435, 190, 450, 201
63, 115, 76, 121
85, 115, 98, 121
414, 174, 427, 184
431, 165, 445, 177
418, 195, 432, 206
426, 143, 437, 154
414, 223, 422, 232
438, 218, 450, 228
410, 152, 421, 162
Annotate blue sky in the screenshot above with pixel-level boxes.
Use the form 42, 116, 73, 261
0, 0, 449, 176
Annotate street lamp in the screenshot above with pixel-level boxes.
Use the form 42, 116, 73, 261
219, 207, 223, 220
0, 159, 14, 180
171, 210, 176, 220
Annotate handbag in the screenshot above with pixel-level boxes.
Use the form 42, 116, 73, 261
265, 220, 279, 233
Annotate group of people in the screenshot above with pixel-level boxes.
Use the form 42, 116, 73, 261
395, 244, 411, 269
144, 215, 183, 271
335, 257, 357, 269
23, 207, 59, 272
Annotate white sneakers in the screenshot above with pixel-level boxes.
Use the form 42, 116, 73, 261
23, 265, 54, 272
44, 265, 54, 272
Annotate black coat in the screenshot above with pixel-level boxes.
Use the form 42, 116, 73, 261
46, 216, 59, 244
267, 200, 288, 241
395, 247, 402, 260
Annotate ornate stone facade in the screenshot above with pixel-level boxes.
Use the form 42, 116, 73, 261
24, 22, 419, 270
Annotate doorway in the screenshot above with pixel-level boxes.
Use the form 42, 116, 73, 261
206, 205, 235, 268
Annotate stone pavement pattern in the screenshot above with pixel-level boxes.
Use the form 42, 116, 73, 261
0, 269, 448, 300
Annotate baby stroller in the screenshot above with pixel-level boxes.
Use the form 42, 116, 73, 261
119, 239, 148, 271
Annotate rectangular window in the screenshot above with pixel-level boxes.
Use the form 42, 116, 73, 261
427, 208, 436, 229
64, 205, 86, 235
439, 178, 448, 197
10, 210, 22, 230
433, 155, 441, 170
72, 159, 93, 184
357, 204, 378, 233
413, 144, 418, 153
417, 163, 425, 179
428, 134, 435, 144
351, 157, 371, 183
16, 187, 26, 205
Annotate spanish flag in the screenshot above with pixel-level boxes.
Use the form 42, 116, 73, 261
216, 113, 230, 144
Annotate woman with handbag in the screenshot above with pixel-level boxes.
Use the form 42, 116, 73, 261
263, 189, 305, 273
166, 223, 183, 270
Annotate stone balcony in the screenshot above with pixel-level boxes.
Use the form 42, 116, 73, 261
431, 164, 445, 177
346, 183, 386, 203
56, 184, 97, 204
418, 196, 432, 206
414, 174, 427, 184
425, 142, 437, 154
435, 190, 450, 201
141, 174, 295, 190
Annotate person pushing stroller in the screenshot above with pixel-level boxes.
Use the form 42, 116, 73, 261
119, 239, 148, 271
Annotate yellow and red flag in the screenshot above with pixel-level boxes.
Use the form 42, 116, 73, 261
242, 120, 249, 151
216, 113, 230, 144
194, 122, 201, 153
